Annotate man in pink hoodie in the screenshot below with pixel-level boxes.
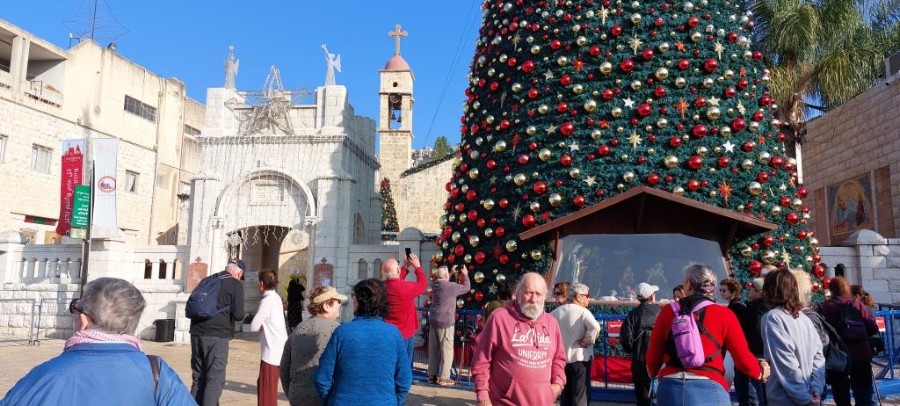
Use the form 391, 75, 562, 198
472, 272, 567, 406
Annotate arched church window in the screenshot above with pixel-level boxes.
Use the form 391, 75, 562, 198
353, 214, 365, 244
159, 259, 168, 279
143, 259, 152, 279
357, 259, 368, 281
373, 259, 383, 279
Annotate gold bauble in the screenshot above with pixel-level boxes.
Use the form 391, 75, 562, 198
706, 106, 721, 120
691, 31, 702, 42
452, 231, 461, 243
749, 181, 762, 195
763, 250, 777, 264
569, 168, 581, 179
526, 125, 537, 135
664, 155, 680, 168
791, 198, 803, 211
739, 245, 753, 257
538, 104, 550, 114
675, 77, 687, 88
457, 299, 466, 308
658, 42, 670, 52
440, 215, 448, 227
496, 273, 507, 283
631, 13, 642, 23
514, 173, 527, 186
557, 56, 569, 66
464, 254, 472, 263
539, 148, 552, 161
599, 61, 613, 74
484, 228, 493, 237
572, 84, 584, 94
757, 151, 771, 165
485, 115, 495, 124
809, 237, 819, 250
468, 168, 479, 179
548, 193, 562, 207
529, 202, 541, 212
494, 140, 508, 152
655, 67, 670, 80
474, 271, 485, 283
719, 126, 732, 137
505, 240, 518, 252
511, 83, 523, 93
617, 183, 626, 191
591, 129, 603, 140
584, 99, 598, 112
770, 205, 782, 216
469, 235, 481, 247
531, 45, 542, 54
611, 107, 623, 118
576, 36, 587, 46
623, 171, 636, 182
631, 80, 643, 91
696, 146, 709, 157
657, 117, 669, 128
483, 199, 495, 210
673, 186, 685, 195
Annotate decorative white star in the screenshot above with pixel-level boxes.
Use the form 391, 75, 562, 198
714, 41, 725, 60
623, 98, 636, 109
543, 69, 555, 80
546, 124, 558, 134
723, 140, 736, 152
488, 283, 498, 294
736, 100, 746, 115
600, 6, 609, 25
584, 176, 597, 186
708, 96, 721, 106
569, 143, 580, 151
627, 131, 643, 149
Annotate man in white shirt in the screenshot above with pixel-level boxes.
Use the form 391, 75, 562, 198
550, 283, 601, 406
251, 269, 288, 406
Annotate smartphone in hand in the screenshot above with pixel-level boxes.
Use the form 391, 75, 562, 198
405, 247, 412, 259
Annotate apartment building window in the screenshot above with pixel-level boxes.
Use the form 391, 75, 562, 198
31, 144, 52, 173
124, 95, 157, 123
156, 173, 168, 189
125, 170, 139, 193
184, 125, 201, 136
0, 135, 7, 163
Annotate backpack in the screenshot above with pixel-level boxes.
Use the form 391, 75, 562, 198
185, 273, 230, 320
670, 300, 722, 369
837, 302, 869, 341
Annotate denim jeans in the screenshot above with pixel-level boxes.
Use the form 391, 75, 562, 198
734, 370, 767, 406
658, 376, 731, 406
403, 336, 415, 366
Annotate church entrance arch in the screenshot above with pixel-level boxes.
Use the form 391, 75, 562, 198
215, 169, 316, 287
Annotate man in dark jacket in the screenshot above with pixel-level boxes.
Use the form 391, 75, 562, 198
189, 259, 246, 406
735, 277, 769, 406
620, 282, 661, 406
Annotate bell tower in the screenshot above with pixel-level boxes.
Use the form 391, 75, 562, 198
378, 24, 415, 184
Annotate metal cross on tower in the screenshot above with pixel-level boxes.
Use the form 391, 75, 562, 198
388, 24, 407, 55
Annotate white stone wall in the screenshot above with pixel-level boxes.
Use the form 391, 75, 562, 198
820, 230, 900, 305
396, 159, 455, 233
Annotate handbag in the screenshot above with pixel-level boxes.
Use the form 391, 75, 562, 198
825, 344, 849, 373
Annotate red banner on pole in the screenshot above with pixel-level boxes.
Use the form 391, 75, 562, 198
56, 141, 85, 236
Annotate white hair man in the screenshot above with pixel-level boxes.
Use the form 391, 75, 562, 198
472, 272, 567, 405
620, 282, 661, 406
427, 265, 471, 385
550, 283, 601, 406
382, 252, 427, 364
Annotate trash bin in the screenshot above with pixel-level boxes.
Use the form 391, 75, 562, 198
154, 319, 175, 342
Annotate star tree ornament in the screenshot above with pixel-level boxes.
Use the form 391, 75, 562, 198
439, 0, 821, 308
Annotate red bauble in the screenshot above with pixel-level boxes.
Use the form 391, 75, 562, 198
559, 75, 572, 86
752, 50, 764, 60
786, 212, 800, 225
647, 173, 660, 185
687, 16, 700, 27
495, 226, 505, 237
602, 89, 614, 100
477, 218, 486, 228
779, 196, 791, 207
703, 58, 719, 72
797, 230, 808, 240
573, 195, 585, 207
692, 124, 708, 138
770, 156, 784, 169
527, 88, 539, 99
668, 136, 682, 148
678, 59, 690, 70
498, 198, 508, 209
731, 118, 746, 132
642, 48, 655, 61
620, 59, 635, 73
687, 179, 701, 191
823, 277, 832, 290
723, 87, 737, 98
533, 181, 548, 195
664, 175, 674, 183
598, 145, 611, 155
466, 190, 477, 201
742, 141, 756, 152
559, 154, 573, 166
454, 244, 464, 257
812, 282, 821, 292
694, 96, 707, 107
499, 254, 509, 264
717, 156, 730, 167
814, 264, 825, 278
611, 25, 623, 36
762, 234, 775, 247
687, 155, 703, 170
560, 122, 575, 136
474, 291, 484, 302
589, 45, 601, 56
797, 186, 808, 198
522, 214, 536, 227
518, 154, 530, 165
749, 260, 763, 276
637, 103, 653, 117
486, 159, 497, 170
467, 210, 478, 221
550, 39, 562, 49
757, 172, 769, 183
654, 86, 667, 98
521, 60, 535, 73
556, 102, 568, 113
450, 187, 460, 198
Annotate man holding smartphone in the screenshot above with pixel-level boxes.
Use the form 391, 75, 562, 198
427, 264, 471, 385
382, 249, 427, 365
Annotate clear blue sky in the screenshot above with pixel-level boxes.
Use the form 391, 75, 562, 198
3, 0, 482, 149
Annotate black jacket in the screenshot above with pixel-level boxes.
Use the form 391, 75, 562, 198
621, 301, 661, 362
738, 298, 768, 356
189, 271, 245, 338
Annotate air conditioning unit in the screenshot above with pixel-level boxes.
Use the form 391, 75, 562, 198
886, 51, 900, 79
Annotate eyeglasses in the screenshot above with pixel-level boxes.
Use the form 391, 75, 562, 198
69, 298, 85, 315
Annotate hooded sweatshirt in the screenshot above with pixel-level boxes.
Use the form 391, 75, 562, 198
471, 301, 567, 405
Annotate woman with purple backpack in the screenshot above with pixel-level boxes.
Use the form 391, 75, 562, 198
646, 264, 771, 405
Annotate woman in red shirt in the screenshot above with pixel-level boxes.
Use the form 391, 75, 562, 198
646, 264, 770, 405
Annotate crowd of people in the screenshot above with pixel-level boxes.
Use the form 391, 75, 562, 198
0, 254, 886, 406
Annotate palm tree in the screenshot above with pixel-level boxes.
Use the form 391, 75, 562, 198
751, 0, 899, 146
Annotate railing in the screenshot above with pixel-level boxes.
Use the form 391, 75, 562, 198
415, 307, 900, 401
0, 299, 40, 345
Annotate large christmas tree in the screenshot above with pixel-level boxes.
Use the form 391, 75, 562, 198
437, 0, 824, 306
381, 178, 400, 240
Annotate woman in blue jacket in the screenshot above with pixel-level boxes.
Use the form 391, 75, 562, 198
314, 278, 411, 405
1, 277, 195, 405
